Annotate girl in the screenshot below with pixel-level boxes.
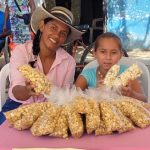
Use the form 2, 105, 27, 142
75, 32, 146, 102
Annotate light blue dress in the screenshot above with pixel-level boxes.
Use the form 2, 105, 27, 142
80, 65, 128, 88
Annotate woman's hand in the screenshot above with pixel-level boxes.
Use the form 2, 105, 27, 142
25, 80, 37, 97
12, 80, 39, 101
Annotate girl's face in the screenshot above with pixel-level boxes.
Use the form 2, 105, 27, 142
39, 19, 70, 51
94, 38, 122, 71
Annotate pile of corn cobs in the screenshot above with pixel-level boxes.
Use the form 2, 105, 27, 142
5, 96, 150, 138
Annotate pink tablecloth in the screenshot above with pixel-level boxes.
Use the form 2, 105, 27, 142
0, 121, 150, 150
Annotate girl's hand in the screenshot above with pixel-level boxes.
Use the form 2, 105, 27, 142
121, 83, 134, 97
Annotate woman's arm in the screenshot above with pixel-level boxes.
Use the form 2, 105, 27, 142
75, 75, 88, 90
28, 0, 36, 14
121, 79, 147, 102
12, 81, 37, 101
9, 43, 36, 101
12, 86, 31, 101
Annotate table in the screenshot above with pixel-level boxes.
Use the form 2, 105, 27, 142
0, 121, 150, 150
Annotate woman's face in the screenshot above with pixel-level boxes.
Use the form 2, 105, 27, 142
39, 19, 70, 51
94, 38, 122, 71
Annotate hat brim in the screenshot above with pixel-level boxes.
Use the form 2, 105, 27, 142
31, 5, 84, 45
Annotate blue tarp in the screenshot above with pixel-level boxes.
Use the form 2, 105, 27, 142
107, 0, 150, 51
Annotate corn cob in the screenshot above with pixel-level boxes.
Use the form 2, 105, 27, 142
114, 99, 150, 128
112, 104, 135, 133
104, 65, 120, 88
95, 101, 114, 135
116, 96, 150, 109
5, 106, 27, 125
50, 107, 69, 138
95, 121, 112, 135
5, 102, 53, 129
31, 105, 60, 136
72, 96, 91, 114
100, 101, 125, 132
18, 64, 51, 94
86, 99, 100, 134
113, 64, 142, 88
64, 104, 84, 138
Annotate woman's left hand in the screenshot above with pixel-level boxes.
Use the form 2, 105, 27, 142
121, 83, 134, 97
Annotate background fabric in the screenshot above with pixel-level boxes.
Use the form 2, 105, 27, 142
107, 0, 150, 51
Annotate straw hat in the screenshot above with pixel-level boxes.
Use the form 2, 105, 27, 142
31, 3, 84, 45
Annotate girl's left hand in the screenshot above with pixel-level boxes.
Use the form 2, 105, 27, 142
121, 83, 134, 97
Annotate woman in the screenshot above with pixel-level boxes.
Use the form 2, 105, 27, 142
0, 4, 84, 124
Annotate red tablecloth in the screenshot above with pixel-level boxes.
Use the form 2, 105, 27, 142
0, 121, 150, 150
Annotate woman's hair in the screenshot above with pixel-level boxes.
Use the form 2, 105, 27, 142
94, 32, 122, 51
29, 18, 53, 67
32, 18, 53, 56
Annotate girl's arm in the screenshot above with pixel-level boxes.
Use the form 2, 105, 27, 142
121, 79, 147, 102
75, 75, 88, 90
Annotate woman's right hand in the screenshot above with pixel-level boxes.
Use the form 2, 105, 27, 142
12, 81, 38, 101
25, 80, 38, 97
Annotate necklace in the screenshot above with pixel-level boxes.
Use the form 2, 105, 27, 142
96, 67, 103, 87
98, 71, 103, 79
97, 67, 104, 79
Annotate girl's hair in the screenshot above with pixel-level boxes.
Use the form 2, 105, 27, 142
94, 32, 122, 51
